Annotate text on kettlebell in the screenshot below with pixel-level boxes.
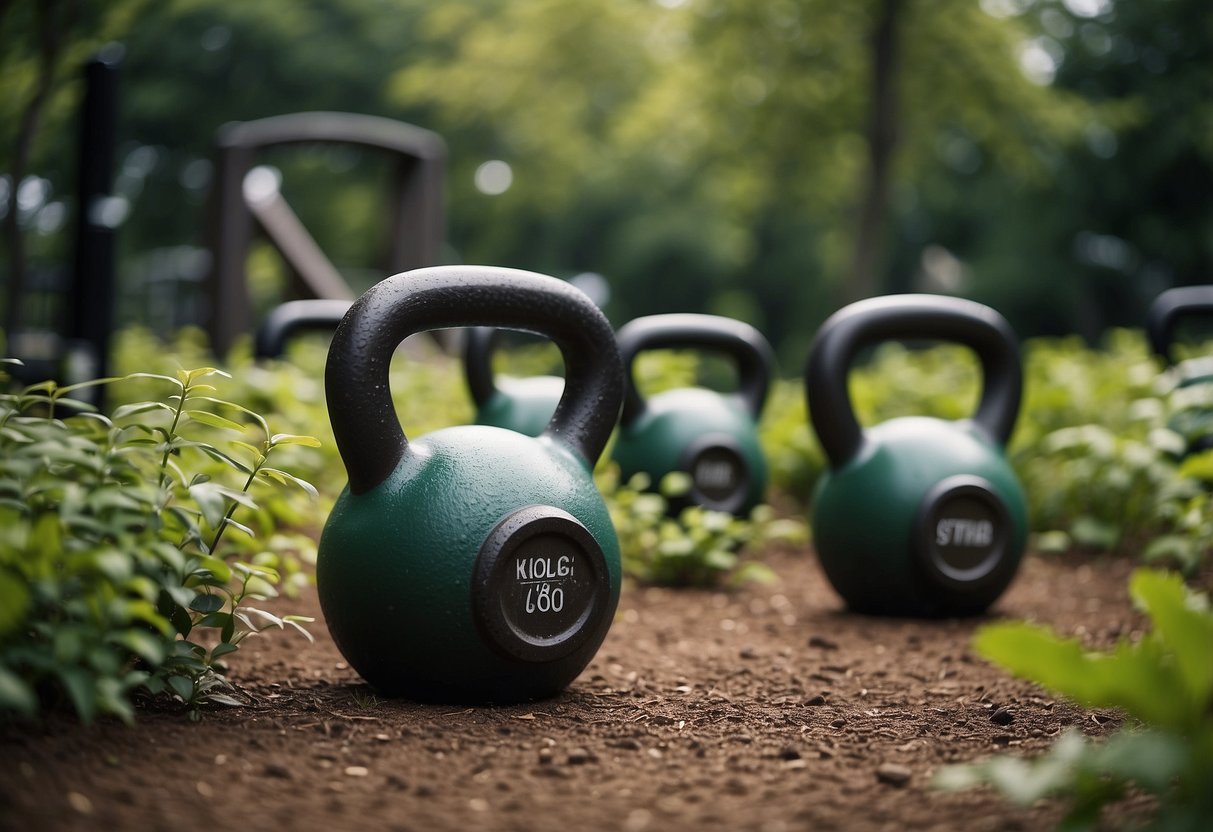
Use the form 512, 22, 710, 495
936, 518, 994, 547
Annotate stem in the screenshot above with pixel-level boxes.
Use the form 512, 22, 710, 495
207, 439, 271, 556
208, 463, 259, 556
159, 389, 187, 483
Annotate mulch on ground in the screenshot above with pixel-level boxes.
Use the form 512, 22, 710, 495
0, 546, 1149, 832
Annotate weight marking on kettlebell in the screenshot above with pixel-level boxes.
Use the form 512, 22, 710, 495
694, 456, 738, 492
935, 518, 995, 548
473, 505, 611, 663
914, 476, 1012, 586
515, 555, 574, 581
678, 436, 751, 513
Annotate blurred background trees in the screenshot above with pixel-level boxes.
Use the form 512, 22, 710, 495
1, 0, 1209, 365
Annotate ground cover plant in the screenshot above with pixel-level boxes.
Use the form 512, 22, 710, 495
939, 569, 1213, 831
0, 362, 319, 723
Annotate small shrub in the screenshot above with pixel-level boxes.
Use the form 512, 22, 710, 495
600, 468, 804, 587
937, 569, 1213, 830
0, 363, 319, 723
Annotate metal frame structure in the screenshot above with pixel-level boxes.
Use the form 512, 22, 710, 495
204, 112, 446, 356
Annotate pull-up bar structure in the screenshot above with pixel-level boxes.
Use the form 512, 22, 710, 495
204, 112, 446, 356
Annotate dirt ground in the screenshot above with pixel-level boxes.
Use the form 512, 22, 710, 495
0, 546, 1154, 832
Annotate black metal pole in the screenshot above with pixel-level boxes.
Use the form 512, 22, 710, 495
67, 47, 121, 399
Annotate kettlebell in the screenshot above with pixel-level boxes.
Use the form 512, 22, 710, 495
318, 266, 624, 703
254, 299, 352, 359
464, 326, 563, 437
611, 313, 775, 515
1147, 285, 1213, 454
805, 294, 1028, 617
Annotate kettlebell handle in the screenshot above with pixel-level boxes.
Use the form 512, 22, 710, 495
805, 294, 1022, 469
616, 313, 776, 425
1146, 285, 1213, 365
463, 327, 499, 408
255, 299, 353, 359
327, 266, 623, 495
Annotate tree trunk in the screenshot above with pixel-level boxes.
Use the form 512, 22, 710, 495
846, 0, 902, 302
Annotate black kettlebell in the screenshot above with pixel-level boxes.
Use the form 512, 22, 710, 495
610, 313, 775, 515
1147, 285, 1213, 454
464, 327, 563, 437
254, 299, 353, 359
805, 295, 1028, 617
318, 266, 624, 703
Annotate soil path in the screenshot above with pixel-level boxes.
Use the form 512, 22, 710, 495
1, 548, 1145, 832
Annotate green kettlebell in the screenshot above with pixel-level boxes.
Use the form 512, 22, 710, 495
1147, 285, 1213, 454
805, 295, 1028, 617
464, 326, 563, 437
610, 313, 775, 516
318, 266, 624, 703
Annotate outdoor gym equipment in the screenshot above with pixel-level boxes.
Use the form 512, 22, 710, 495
610, 314, 775, 516
206, 112, 445, 356
805, 295, 1028, 617
317, 266, 624, 703
254, 299, 352, 360
1147, 285, 1213, 454
464, 326, 564, 437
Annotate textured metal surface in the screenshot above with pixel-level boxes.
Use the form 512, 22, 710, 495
616, 313, 775, 425
318, 427, 620, 702
326, 266, 623, 494
611, 314, 773, 515
806, 294, 1022, 468
319, 265, 623, 702
612, 389, 767, 515
805, 295, 1027, 617
811, 419, 1027, 617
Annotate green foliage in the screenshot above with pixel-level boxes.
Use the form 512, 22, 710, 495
601, 469, 804, 588
937, 570, 1213, 830
0, 363, 318, 723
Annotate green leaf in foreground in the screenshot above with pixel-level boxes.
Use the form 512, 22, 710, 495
940, 568, 1213, 830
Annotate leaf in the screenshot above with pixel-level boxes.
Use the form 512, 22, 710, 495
57, 668, 98, 723
107, 629, 168, 665
282, 616, 315, 643
269, 433, 322, 448
167, 674, 194, 702
242, 607, 285, 629
190, 443, 252, 474
188, 396, 268, 437
1129, 569, 1213, 711
221, 516, 256, 539
184, 410, 245, 432
1068, 515, 1120, 550
0, 570, 31, 637
112, 400, 175, 420
123, 371, 184, 390
204, 693, 245, 707
210, 642, 238, 660
256, 467, 319, 498
189, 593, 225, 614
0, 666, 37, 716
180, 367, 232, 385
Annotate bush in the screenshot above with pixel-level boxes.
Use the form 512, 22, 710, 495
0, 364, 318, 723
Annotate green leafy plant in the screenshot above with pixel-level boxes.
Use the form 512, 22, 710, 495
0, 364, 320, 723
600, 468, 803, 587
937, 569, 1213, 830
